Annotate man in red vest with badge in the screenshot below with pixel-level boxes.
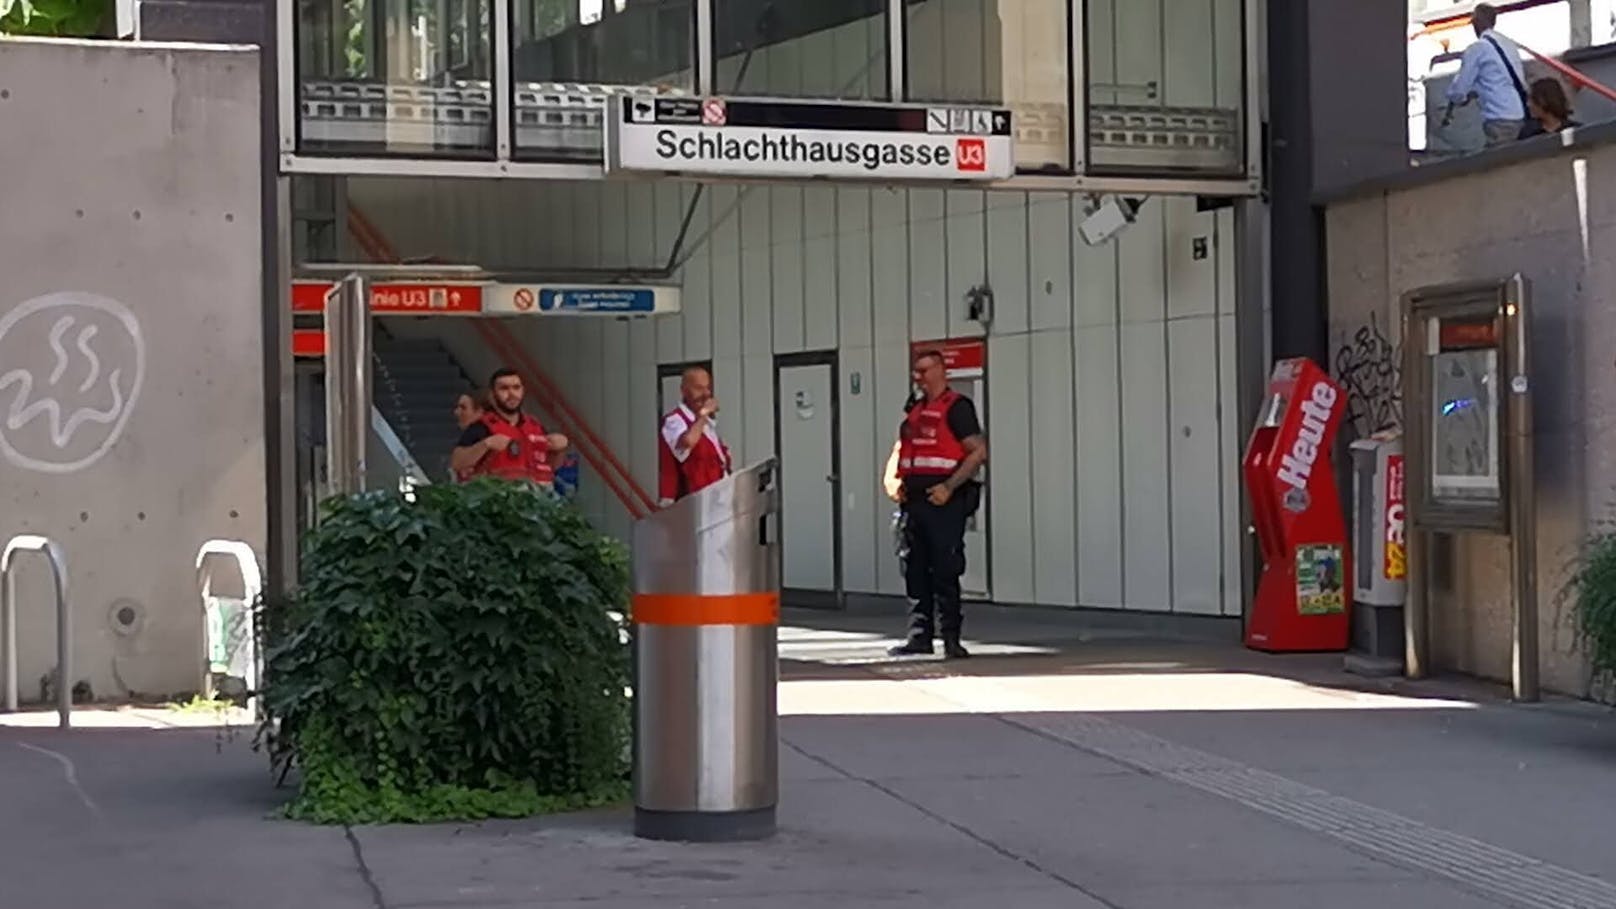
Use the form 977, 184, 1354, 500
451, 367, 569, 488
891, 349, 988, 659
658, 365, 732, 507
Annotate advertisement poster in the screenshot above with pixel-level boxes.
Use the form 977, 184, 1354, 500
1384, 453, 1406, 580
1295, 544, 1346, 615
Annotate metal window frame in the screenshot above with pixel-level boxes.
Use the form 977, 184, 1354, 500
888, 0, 905, 101
696, 0, 714, 93
494, 0, 512, 158
276, 0, 1266, 197
1242, 0, 1265, 186
277, 0, 296, 153
1068, 0, 1086, 173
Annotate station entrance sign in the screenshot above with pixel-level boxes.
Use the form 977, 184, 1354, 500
607, 96, 1014, 182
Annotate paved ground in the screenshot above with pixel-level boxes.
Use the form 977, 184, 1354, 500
3, 605, 1616, 909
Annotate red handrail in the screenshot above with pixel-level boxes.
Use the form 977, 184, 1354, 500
341, 207, 654, 519
1517, 40, 1616, 104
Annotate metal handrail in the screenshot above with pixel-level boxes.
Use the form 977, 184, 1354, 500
370, 403, 433, 490
195, 539, 264, 705
1515, 40, 1616, 104
2, 534, 71, 728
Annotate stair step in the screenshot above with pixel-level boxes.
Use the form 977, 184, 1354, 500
375, 359, 460, 376
373, 363, 468, 379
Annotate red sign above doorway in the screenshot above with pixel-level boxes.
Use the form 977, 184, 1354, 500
911, 337, 986, 376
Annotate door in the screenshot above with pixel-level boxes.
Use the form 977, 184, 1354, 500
951, 374, 989, 599
775, 354, 840, 603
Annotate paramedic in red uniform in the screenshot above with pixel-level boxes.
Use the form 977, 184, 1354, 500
891, 349, 987, 659
451, 368, 568, 488
658, 366, 732, 506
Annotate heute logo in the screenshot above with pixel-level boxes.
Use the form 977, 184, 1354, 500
1276, 381, 1338, 497
955, 137, 986, 172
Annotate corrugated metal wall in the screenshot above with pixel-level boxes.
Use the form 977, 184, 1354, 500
346, 0, 1249, 615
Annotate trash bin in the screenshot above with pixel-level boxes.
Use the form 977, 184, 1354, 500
630, 459, 780, 842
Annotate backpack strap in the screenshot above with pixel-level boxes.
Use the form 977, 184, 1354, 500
1482, 34, 1529, 111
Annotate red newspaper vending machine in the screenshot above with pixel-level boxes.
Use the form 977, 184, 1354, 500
1243, 358, 1351, 652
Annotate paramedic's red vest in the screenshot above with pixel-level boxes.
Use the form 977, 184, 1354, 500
898, 389, 966, 478
658, 407, 732, 503
475, 411, 554, 484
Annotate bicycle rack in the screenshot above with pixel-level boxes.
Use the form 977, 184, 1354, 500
195, 540, 264, 707
1, 534, 71, 728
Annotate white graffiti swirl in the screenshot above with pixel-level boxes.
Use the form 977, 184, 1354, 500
47, 315, 71, 385
0, 366, 127, 448
0, 291, 146, 475
75, 323, 102, 393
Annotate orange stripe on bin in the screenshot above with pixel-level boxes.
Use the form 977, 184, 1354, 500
631, 593, 779, 626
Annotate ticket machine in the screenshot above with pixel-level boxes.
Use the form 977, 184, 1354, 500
1243, 358, 1352, 652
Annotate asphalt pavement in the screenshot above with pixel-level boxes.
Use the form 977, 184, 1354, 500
2, 604, 1614, 909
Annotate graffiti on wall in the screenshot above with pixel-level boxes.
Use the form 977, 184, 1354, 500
1334, 311, 1402, 437
0, 291, 146, 475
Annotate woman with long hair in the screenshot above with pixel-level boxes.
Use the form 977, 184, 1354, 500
1528, 78, 1580, 133
450, 389, 486, 482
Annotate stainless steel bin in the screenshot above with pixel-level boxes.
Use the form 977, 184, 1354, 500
630, 459, 780, 842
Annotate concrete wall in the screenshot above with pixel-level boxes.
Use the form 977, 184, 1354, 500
135, 0, 265, 45
0, 38, 265, 702
1309, 0, 1409, 195
1324, 139, 1616, 695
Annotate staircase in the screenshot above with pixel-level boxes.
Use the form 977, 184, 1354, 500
372, 329, 475, 482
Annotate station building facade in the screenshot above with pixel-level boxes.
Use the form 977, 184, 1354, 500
278, 0, 1266, 619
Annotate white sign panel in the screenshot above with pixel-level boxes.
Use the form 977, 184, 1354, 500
607, 96, 1015, 182
485, 283, 681, 316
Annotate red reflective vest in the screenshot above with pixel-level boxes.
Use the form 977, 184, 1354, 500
474, 411, 554, 485
898, 389, 966, 478
658, 407, 732, 503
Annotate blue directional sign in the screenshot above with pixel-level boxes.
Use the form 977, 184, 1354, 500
537, 288, 657, 313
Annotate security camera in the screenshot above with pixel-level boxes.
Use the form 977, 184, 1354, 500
1078, 196, 1144, 246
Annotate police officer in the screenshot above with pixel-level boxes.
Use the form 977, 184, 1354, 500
451, 367, 568, 487
890, 350, 987, 659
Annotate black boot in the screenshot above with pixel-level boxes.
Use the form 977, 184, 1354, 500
889, 637, 934, 656
943, 638, 970, 659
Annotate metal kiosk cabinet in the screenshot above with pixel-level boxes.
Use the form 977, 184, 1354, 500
1348, 431, 1407, 671
630, 459, 781, 842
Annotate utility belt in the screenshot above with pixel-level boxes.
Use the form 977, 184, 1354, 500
900, 478, 982, 518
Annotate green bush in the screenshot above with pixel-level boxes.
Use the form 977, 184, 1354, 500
260, 479, 631, 824
1568, 528, 1616, 689
1, 0, 110, 35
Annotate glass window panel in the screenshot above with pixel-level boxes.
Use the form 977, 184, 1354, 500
712, 0, 888, 100
297, 0, 495, 157
904, 0, 1070, 172
1429, 346, 1500, 505
511, 0, 695, 161
1085, 0, 1246, 176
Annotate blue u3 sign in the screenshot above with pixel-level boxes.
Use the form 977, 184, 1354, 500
537, 288, 657, 313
